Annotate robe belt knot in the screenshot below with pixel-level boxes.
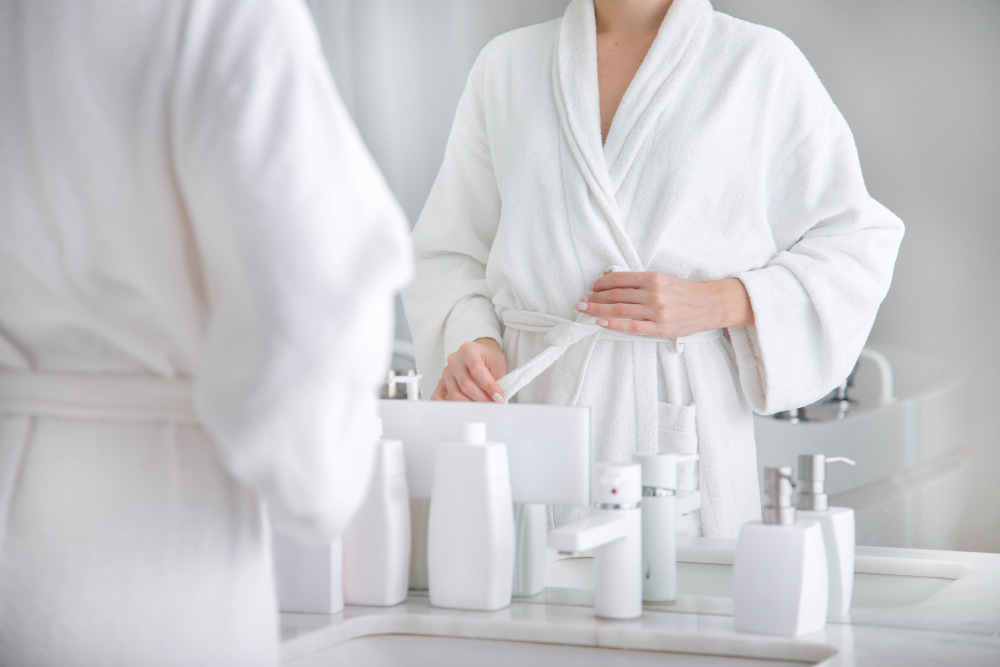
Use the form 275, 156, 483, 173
496, 309, 722, 404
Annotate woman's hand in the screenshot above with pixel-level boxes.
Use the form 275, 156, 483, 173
575, 271, 754, 338
431, 337, 508, 402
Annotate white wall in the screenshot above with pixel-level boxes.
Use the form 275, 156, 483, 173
712, 0, 1000, 555
308, 0, 1000, 552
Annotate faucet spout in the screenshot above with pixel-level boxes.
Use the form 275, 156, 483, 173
548, 513, 635, 555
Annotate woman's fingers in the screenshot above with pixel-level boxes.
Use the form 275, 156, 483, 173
430, 377, 449, 401
469, 362, 506, 403
575, 300, 651, 321
590, 271, 661, 293
438, 339, 509, 403
445, 363, 494, 402
597, 317, 658, 336
585, 288, 647, 305
443, 370, 474, 402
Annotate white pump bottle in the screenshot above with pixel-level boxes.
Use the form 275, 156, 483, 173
733, 466, 829, 637
797, 454, 857, 617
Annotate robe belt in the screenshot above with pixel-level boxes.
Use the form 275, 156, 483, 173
0, 369, 198, 423
496, 309, 723, 405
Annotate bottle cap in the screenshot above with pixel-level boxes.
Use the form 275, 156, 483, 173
461, 422, 487, 445
374, 438, 406, 477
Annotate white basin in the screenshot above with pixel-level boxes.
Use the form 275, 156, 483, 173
290, 634, 825, 666
753, 343, 972, 550
545, 547, 969, 611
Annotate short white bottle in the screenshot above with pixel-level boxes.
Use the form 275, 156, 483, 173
797, 454, 857, 618
427, 422, 514, 611
733, 466, 829, 637
342, 421, 411, 607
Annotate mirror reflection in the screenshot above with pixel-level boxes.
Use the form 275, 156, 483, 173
306, 0, 999, 555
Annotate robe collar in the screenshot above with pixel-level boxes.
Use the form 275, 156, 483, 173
553, 0, 711, 230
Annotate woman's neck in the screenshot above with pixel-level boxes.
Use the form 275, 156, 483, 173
593, 0, 674, 35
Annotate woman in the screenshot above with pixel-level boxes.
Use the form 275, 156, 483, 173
403, 0, 903, 536
0, 0, 410, 664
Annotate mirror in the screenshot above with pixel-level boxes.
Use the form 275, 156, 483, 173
304, 0, 999, 555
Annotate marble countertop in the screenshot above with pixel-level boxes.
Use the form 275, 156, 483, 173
280, 540, 1000, 666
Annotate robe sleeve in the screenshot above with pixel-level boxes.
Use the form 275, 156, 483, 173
729, 42, 904, 415
401, 50, 504, 400
170, 0, 412, 542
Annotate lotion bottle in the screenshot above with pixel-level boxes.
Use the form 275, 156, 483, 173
427, 422, 514, 611
797, 454, 857, 618
733, 466, 828, 637
342, 420, 411, 607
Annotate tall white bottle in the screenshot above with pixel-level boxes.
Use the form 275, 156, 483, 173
427, 422, 515, 611
733, 467, 829, 637
342, 421, 411, 607
797, 454, 857, 618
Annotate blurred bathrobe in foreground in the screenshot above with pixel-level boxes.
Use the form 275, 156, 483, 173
0, 1, 410, 665
404, 0, 903, 535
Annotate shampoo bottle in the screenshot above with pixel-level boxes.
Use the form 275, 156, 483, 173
797, 454, 857, 618
342, 420, 411, 607
733, 467, 828, 637
427, 422, 515, 611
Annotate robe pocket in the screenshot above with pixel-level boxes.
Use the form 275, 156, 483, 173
657, 401, 697, 456
657, 401, 700, 495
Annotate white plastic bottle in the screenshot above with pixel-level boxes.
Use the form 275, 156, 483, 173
797, 454, 857, 618
733, 467, 829, 637
342, 421, 411, 607
427, 422, 514, 611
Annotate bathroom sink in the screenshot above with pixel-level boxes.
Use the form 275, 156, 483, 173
544, 546, 969, 611
753, 343, 972, 550
291, 635, 825, 666
281, 598, 840, 666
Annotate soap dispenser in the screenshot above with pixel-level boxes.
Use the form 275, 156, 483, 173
797, 454, 856, 617
733, 467, 828, 637
342, 420, 411, 607
427, 422, 515, 611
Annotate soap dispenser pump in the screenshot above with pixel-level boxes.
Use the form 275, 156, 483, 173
797, 454, 856, 617
733, 467, 829, 637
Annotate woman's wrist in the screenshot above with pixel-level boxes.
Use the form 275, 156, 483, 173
706, 278, 755, 329
474, 336, 502, 352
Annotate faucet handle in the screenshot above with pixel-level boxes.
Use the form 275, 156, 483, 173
594, 463, 641, 509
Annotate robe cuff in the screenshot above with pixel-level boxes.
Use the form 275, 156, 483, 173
730, 265, 814, 415
443, 295, 503, 358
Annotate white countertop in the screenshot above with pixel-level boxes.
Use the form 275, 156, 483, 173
280, 541, 1000, 666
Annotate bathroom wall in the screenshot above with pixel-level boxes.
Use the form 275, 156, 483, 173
307, 0, 1000, 553
710, 0, 1000, 555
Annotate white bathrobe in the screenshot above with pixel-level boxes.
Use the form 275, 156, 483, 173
0, 1, 410, 665
403, 0, 903, 536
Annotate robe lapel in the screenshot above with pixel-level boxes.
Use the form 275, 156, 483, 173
553, 0, 710, 270
602, 0, 711, 193
552, 0, 642, 269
